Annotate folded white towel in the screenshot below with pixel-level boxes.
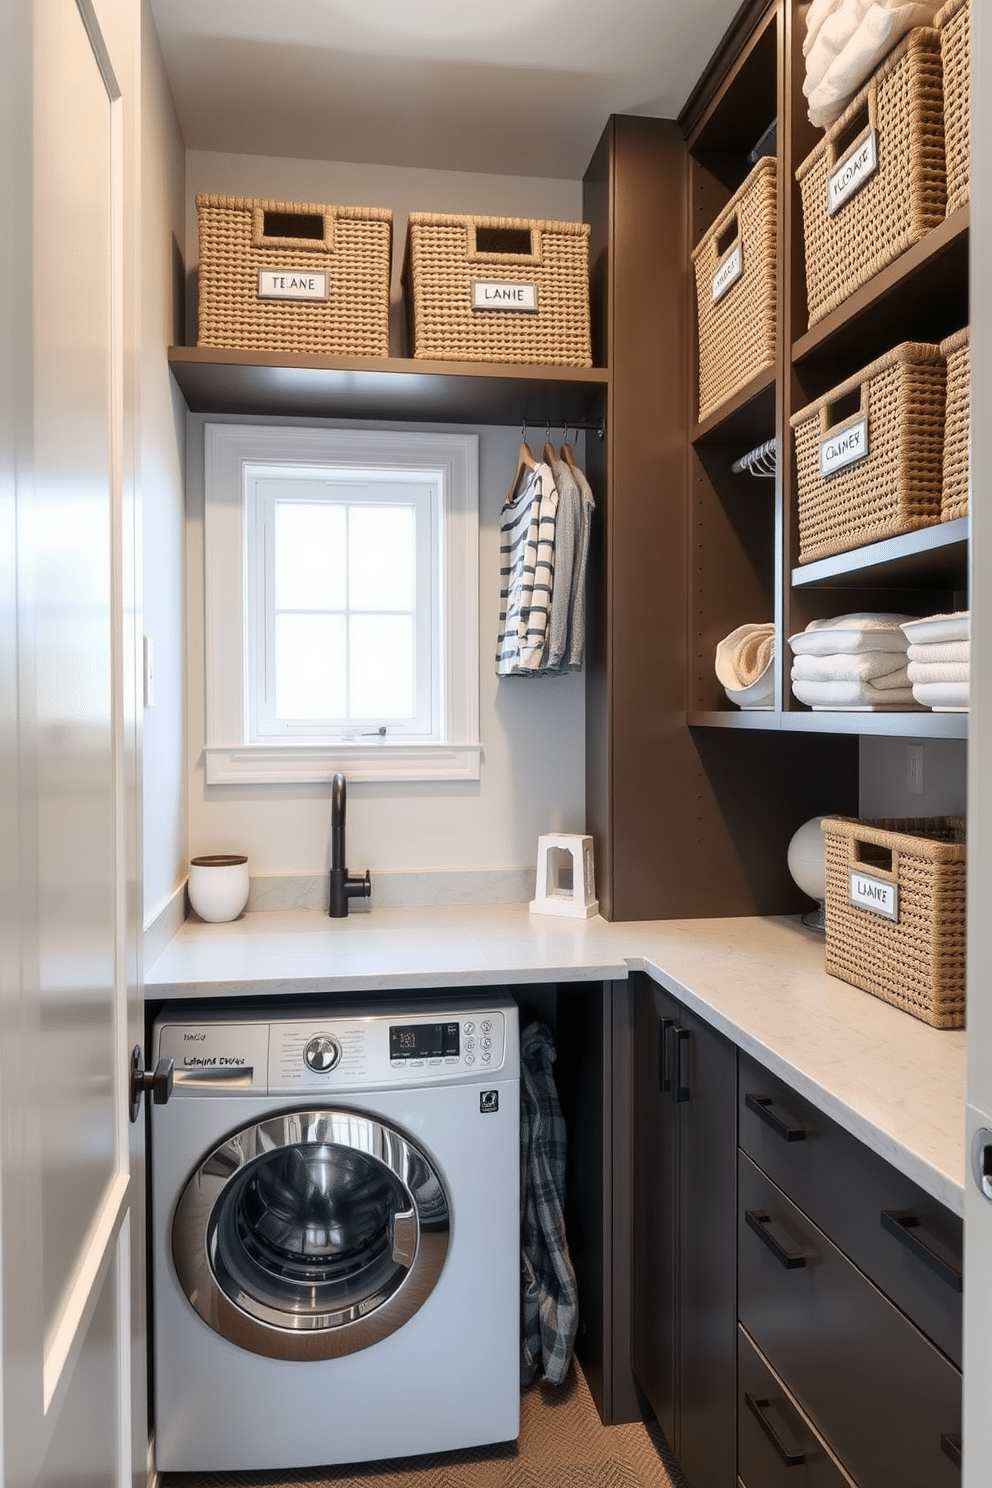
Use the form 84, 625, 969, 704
901, 612, 971, 645
789, 627, 910, 656
792, 650, 909, 684
911, 680, 970, 709
805, 2, 942, 128
906, 640, 970, 665
792, 677, 920, 707
907, 659, 971, 684
715, 622, 775, 689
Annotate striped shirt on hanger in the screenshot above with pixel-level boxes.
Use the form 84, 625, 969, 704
495, 462, 559, 675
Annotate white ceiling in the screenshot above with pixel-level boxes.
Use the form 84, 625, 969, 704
147, 0, 745, 178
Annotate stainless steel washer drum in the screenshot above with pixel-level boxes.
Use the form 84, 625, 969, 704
172, 1108, 450, 1361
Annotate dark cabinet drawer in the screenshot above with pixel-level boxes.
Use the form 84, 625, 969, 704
738, 1326, 853, 1488
739, 1154, 961, 1488
738, 1051, 962, 1366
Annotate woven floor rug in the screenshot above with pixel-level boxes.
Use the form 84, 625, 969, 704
161, 1362, 686, 1488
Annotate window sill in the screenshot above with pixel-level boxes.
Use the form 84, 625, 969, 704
203, 742, 483, 785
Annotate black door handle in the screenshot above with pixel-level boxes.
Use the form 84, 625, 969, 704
672, 1026, 690, 1104
658, 1017, 675, 1093
745, 1391, 807, 1467
940, 1433, 962, 1469
129, 1045, 174, 1122
745, 1092, 809, 1142
744, 1209, 808, 1269
880, 1210, 963, 1292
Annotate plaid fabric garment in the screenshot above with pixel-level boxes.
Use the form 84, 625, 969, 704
520, 1020, 578, 1386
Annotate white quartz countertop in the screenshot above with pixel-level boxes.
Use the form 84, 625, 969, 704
144, 905, 967, 1214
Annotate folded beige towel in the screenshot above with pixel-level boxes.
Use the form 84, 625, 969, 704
906, 640, 970, 665
911, 680, 970, 709
792, 651, 909, 685
715, 623, 775, 689
907, 660, 970, 684
792, 677, 920, 707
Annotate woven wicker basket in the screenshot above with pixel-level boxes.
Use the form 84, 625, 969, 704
940, 327, 970, 522
196, 195, 393, 356
822, 816, 966, 1029
796, 28, 946, 329
402, 213, 591, 366
790, 341, 946, 564
692, 156, 777, 423
936, 0, 970, 215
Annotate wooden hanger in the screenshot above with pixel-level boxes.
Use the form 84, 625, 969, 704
507, 438, 537, 503
542, 438, 558, 467
560, 440, 579, 472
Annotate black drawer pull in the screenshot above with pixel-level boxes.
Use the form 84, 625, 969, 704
940, 1433, 962, 1470
745, 1209, 807, 1269
745, 1391, 807, 1468
672, 1026, 690, 1104
880, 1209, 963, 1293
658, 1017, 675, 1093
745, 1093, 808, 1142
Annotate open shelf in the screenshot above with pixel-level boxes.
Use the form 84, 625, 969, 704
791, 518, 969, 590
167, 346, 609, 426
792, 209, 970, 372
692, 367, 776, 448
689, 708, 968, 738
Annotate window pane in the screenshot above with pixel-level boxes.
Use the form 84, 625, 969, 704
349, 505, 415, 612
276, 614, 346, 718
350, 615, 415, 718
275, 503, 346, 611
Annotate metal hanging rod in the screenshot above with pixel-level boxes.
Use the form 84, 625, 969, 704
521, 416, 605, 441
731, 435, 777, 477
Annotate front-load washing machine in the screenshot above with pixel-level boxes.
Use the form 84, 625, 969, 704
149, 994, 520, 1473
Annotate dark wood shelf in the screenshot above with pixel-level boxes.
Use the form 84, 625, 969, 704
167, 346, 609, 425
690, 708, 968, 738
792, 209, 970, 373
791, 517, 969, 590
692, 367, 776, 447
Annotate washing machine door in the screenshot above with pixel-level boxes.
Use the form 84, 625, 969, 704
172, 1108, 450, 1361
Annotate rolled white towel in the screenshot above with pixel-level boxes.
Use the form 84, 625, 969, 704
715, 622, 775, 690
906, 640, 970, 665
806, 2, 943, 129
907, 659, 970, 684
791, 650, 910, 684
791, 677, 920, 708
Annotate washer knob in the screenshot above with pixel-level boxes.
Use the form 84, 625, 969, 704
304, 1034, 341, 1073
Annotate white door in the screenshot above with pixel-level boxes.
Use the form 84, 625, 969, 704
0, 2, 144, 1487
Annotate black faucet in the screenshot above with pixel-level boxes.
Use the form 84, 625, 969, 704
328, 772, 371, 917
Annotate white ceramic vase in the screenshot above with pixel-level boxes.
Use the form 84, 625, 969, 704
188, 854, 250, 922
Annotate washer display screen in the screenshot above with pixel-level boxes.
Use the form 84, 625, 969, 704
389, 1021, 460, 1059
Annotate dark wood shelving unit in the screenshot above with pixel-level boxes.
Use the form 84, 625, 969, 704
167, 345, 608, 426
791, 517, 969, 590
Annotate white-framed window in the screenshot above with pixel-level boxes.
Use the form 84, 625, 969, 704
203, 423, 480, 784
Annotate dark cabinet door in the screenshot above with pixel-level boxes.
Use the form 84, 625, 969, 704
631, 973, 737, 1488
632, 977, 679, 1445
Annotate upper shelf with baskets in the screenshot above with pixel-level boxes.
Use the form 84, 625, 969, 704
166, 346, 609, 426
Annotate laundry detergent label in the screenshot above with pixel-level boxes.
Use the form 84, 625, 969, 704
828, 129, 878, 215
848, 869, 899, 921
819, 415, 868, 478
257, 268, 328, 301
711, 241, 743, 303
472, 279, 539, 312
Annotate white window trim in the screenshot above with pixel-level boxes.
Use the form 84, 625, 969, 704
203, 423, 481, 784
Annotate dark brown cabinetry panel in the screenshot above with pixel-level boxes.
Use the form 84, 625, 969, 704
739, 1153, 962, 1488
631, 973, 737, 1488
739, 1052, 963, 1366
738, 1327, 853, 1488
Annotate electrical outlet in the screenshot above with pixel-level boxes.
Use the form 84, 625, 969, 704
906, 743, 924, 795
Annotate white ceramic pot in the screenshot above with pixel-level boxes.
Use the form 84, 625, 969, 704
188, 854, 250, 922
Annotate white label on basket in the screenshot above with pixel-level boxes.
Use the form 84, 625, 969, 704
819, 416, 868, 478
848, 869, 899, 921
827, 129, 878, 215
472, 280, 539, 312
711, 242, 743, 303
257, 269, 328, 301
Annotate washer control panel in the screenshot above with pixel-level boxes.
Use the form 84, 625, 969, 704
154, 1000, 515, 1096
